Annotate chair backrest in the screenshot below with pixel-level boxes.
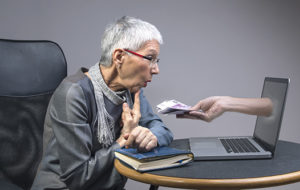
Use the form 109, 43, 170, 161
0, 39, 67, 189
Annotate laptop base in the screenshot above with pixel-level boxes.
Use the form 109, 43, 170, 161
189, 137, 272, 161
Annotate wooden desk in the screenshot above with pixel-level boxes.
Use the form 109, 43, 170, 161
115, 139, 300, 189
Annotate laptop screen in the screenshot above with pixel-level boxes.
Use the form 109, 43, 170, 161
253, 77, 289, 154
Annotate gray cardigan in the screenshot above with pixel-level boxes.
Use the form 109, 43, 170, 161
31, 68, 173, 190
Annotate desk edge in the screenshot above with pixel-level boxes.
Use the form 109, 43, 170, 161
115, 159, 300, 189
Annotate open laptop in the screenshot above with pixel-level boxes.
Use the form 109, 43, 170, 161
189, 77, 289, 160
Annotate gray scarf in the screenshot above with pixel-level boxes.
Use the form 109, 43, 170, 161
88, 62, 129, 147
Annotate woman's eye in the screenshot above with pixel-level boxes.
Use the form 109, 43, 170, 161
145, 55, 154, 60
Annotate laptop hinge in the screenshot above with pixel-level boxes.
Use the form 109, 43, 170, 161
253, 137, 270, 153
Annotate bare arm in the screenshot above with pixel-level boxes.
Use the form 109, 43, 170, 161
224, 97, 272, 116
177, 96, 273, 122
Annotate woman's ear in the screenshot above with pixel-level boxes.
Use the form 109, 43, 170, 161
112, 49, 125, 69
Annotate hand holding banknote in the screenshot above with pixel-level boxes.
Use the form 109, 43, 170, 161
176, 96, 224, 122
157, 98, 222, 122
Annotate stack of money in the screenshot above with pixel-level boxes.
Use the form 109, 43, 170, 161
156, 100, 192, 115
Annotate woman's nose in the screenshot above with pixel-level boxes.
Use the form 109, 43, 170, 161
151, 63, 159, 74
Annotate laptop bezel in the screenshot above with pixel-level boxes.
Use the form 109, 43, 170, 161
252, 77, 290, 155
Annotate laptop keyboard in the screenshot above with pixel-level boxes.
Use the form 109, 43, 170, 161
220, 138, 260, 153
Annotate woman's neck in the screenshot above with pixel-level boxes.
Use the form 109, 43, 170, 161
100, 65, 125, 92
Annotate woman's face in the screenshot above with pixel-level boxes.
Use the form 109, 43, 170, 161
120, 40, 160, 93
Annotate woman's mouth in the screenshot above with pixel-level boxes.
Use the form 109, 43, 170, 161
144, 80, 151, 87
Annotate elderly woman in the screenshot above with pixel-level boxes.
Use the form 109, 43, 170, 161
31, 16, 173, 190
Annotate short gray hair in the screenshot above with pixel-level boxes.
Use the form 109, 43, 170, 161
99, 16, 163, 66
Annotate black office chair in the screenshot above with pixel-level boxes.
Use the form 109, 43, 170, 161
0, 39, 67, 190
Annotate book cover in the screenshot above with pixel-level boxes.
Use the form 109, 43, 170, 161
114, 146, 194, 172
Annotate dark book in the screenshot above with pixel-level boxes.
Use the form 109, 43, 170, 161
114, 146, 194, 172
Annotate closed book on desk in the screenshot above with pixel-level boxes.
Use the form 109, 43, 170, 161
114, 146, 194, 172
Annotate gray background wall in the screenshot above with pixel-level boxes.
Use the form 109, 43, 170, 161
1, 0, 299, 189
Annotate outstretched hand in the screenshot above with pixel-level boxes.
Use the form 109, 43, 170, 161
176, 96, 226, 122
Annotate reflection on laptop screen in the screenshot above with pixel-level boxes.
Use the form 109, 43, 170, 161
253, 78, 289, 153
